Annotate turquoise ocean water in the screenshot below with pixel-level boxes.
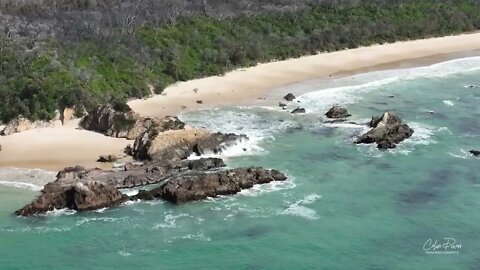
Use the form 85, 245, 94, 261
1, 57, 480, 269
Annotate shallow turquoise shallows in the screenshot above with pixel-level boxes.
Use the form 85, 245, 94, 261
1, 57, 480, 270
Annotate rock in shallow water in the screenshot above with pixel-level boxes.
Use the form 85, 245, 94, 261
325, 106, 351, 119
291, 107, 306, 114
15, 181, 128, 216
283, 93, 296, 101
15, 158, 288, 215
130, 127, 247, 161
470, 150, 480, 157
131, 167, 288, 203
356, 111, 414, 150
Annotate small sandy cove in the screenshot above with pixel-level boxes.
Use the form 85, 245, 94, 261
1, 33, 480, 171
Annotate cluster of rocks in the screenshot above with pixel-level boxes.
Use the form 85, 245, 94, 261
131, 167, 287, 203
79, 104, 185, 140
12, 100, 421, 216
16, 158, 287, 216
279, 93, 307, 114
16, 103, 287, 216
129, 127, 247, 161
277, 92, 414, 150
279, 94, 352, 119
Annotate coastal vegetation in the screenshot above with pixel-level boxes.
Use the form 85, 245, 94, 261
1, 0, 479, 123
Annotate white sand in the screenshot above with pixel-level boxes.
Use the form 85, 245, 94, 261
0, 120, 131, 171
2, 33, 480, 171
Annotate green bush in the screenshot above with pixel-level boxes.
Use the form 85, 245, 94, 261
1, 0, 479, 123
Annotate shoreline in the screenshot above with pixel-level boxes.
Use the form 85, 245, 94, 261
1, 33, 480, 171
128, 32, 480, 117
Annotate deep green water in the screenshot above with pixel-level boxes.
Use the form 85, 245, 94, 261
1, 57, 480, 269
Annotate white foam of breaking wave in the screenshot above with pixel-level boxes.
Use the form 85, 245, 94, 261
75, 217, 120, 227
281, 194, 322, 220
297, 79, 394, 114
44, 208, 77, 217
443, 100, 455, 106
187, 137, 266, 160
237, 176, 297, 197
178, 232, 211, 241
297, 56, 480, 113
0, 167, 55, 191
181, 108, 299, 158
0, 181, 42, 191
118, 251, 132, 257
405, 123, 438, 146
164, 232, 211, 243
2, 226, 72, 233
94, 207, 108, 213
120, 187, 142, 196
153, 213, 190, 229
449, 149, 478, 160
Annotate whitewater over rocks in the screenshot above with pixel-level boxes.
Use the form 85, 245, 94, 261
16, 104, 288, 216
356, 112, 414, 150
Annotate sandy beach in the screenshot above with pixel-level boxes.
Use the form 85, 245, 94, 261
128, 32, 480, 117
0, 120, 131, 171
1, 32, 480, 171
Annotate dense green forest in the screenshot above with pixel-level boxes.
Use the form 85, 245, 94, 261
0, 0, 479, 123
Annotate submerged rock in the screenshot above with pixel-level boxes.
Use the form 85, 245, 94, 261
132, 167, 288, 203
356, 112, 414, 150
325, 106, 351, 119
291, 108, 306, 114
283, 93, 296, 101
80, 104, 184, 139
470, 150, 480, 157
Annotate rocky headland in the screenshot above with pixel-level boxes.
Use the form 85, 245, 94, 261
15, 104, 287, 216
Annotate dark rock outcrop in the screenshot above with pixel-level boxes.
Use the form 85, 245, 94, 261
283, 93, 296, 101
16, 157, 229, 216
291, 107, 306, 114
192, 133, 248, 156
325, 106, 351, 119
80, 104, 184, 139
279, 102, 287, 109
16, 158, 287, 215
15, 181, 128, 216
187, 158, 225, 171
130, 127, 247, 162
131, 167, 287, 203
356, 112, 414, 150
470, 150, 480, 157
97, 154, 119, 163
